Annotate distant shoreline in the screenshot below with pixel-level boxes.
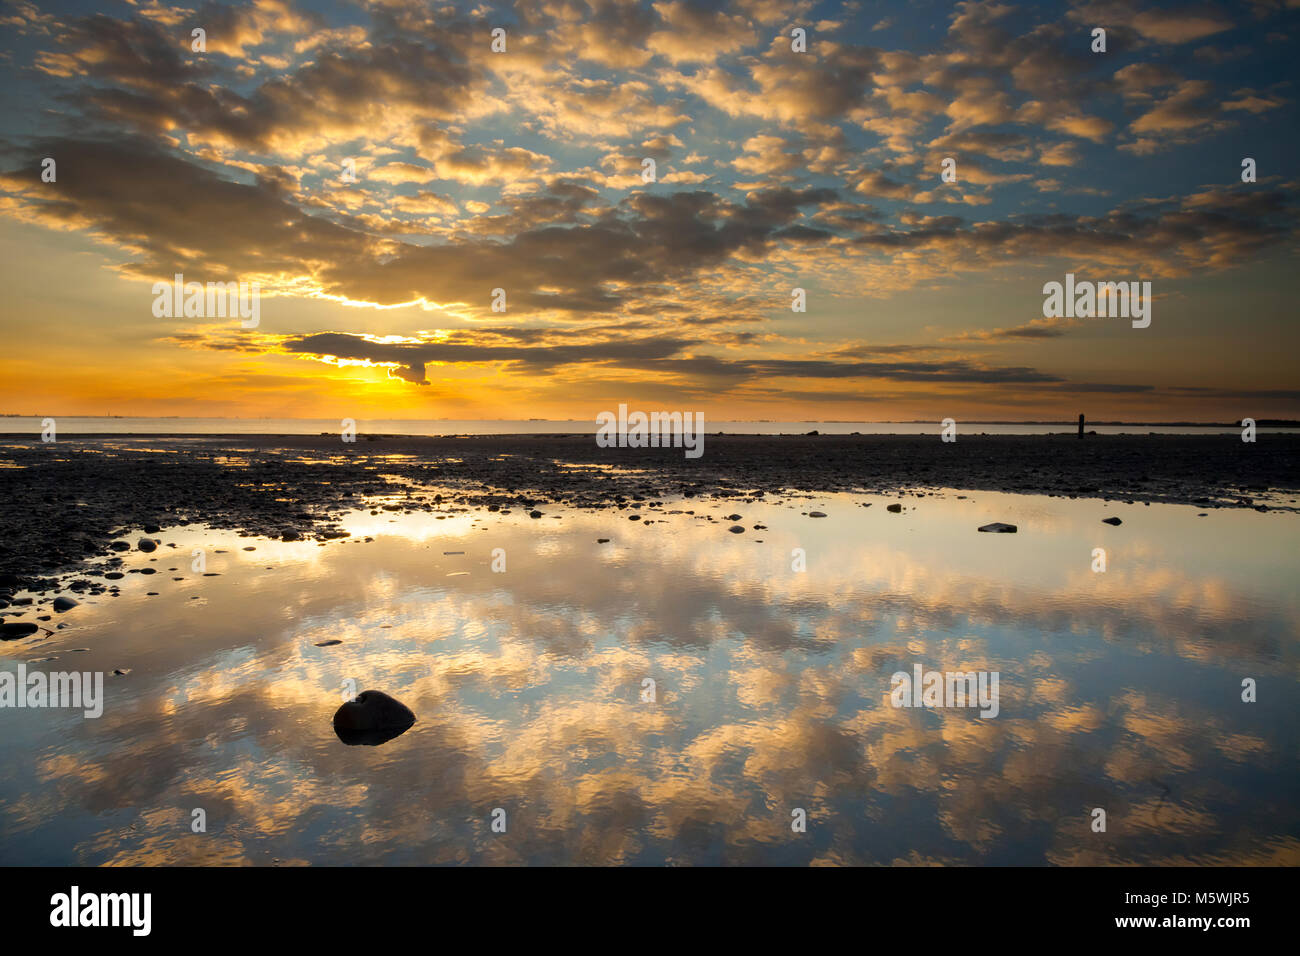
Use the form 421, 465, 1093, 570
2, 415, 1297, 429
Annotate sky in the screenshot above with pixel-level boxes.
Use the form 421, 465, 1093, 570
0, 0, 1297, 422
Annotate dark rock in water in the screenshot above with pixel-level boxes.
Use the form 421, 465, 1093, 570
725, 514, 742, 521
1, 622, 39, 640
104, 572, 124, 580
113, 668, 131, 676
729, 525, 745, 533
597, 538, 610, 543
110, 541, 130, 552
281, 530, 301, 542
1102, 516, 1122, 525
315, 639, 342, 647
333, 690, 415, 746
978, 522, 1018, 533
139, 568, 156, 575
629, 514, 641, 521
143, 523, 161, 534
886, 503, 903, 513
137, 538, 158, 553
52, 596, 78, 612
809, 511, 827, 518
529, 510, 543, 519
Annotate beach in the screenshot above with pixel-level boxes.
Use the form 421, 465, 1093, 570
0, 435, 1296, 865
1, 432, 1296, 593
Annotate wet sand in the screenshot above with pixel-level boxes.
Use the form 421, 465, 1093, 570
1, 431, 1296, 593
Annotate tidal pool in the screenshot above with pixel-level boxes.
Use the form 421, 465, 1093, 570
0, 490, 1296, 865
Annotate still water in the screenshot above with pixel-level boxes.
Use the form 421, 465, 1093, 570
1, 491, 1296, 865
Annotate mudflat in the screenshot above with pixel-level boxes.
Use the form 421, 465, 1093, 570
1, 432, 1296, 592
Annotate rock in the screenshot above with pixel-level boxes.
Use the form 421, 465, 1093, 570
725, 514, 742, 521
597, 538, 610, 543
886, 503, 903, 513
137, 538, 157, 553
333, 690, 415, 746
809, 511, 827, 518
109, 541, 130, 552
52, 596, 78, 612
281, 530, 301, 542
629, 514, 641, 521
104, 572, 124, 580
143, 523, 161, 534
529, 510, 543, 519
978, 522, 1018, 533
1102, 517, 1122, 525
1, 622, 39, 640
113, 668, 131, 676
314, 640, 342, 647
728, 525, 745, 533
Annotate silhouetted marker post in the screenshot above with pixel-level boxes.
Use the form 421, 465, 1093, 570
1078, 413, 1085, 438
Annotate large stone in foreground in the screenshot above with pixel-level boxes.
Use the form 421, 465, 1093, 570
333, 690, 415, 746
978, 522, 1018, 533
1, 622, 39, 640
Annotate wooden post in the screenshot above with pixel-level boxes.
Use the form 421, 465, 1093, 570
1078, 413, 1085, 438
